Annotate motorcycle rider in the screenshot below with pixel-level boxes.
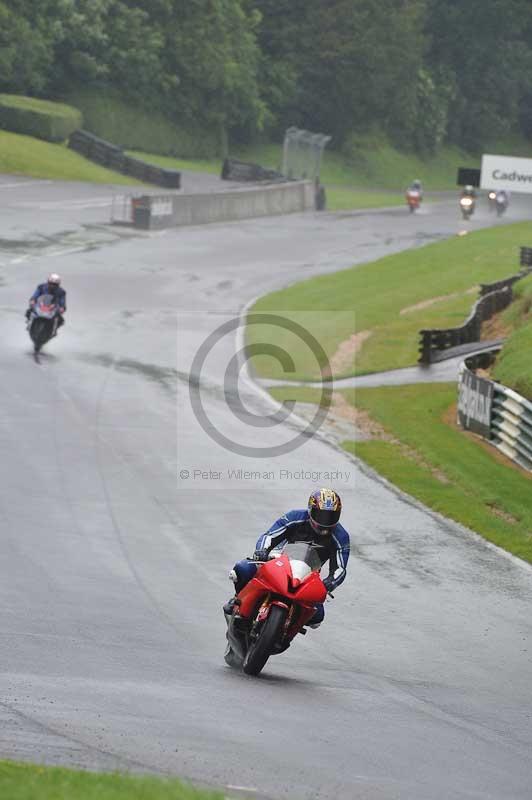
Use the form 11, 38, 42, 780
408, 179, 423, 198
25, 273, 66, 330
461, 184, 476, 200
495, 188, 509, 208
224, 488, 350, 629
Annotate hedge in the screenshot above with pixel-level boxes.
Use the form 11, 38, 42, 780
0, 95, 82, 143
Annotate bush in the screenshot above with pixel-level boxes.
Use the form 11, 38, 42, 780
0, 95, 82, 142
61, 88, 220, 158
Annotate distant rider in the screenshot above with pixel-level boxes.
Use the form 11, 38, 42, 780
407, 179, 423, 199
224, 488, 350, 629
25, 273, 66, 330
461, 184, 477, 199
495, 188, 509, 205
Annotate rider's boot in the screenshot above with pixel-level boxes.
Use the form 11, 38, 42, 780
223, 596, 241, 616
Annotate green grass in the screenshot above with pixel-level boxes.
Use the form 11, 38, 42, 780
247, 222, 532, 380
325, 187, 404, 210
0, 760, 224, 800
62, 88, 219, 158
344, 383, 532, 563
491, 273, 532, 399
0, 130, 140, 183
129, 151, 220, 175
0, 95, 80, 118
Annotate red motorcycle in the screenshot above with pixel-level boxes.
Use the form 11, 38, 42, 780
406, 189, 421, 213
224, 542, 328, 676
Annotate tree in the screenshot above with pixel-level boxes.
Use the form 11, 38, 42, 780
254, 0, 427, 146
0, 1, 57, 94
425, 0, 532, 149
158, 0, 266, 150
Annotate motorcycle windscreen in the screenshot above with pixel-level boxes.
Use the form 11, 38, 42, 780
280, 543, 322, 578
36, 294, 57, 316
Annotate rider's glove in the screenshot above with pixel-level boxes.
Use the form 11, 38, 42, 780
253, 549, 270, 562
323, 576, 334, 593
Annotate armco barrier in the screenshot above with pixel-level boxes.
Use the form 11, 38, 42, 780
458, 350, 532, 472
419, 287, 514, 363
113, 181, 315, 230
68, 130, 180, 189
419, 255, 532, 364
221, 158, 285, 183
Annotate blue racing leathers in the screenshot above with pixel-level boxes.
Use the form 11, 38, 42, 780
30, 283, 67, 310
232, 509, 350, 626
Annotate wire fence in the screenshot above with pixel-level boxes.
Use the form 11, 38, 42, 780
282, 127, 331, 181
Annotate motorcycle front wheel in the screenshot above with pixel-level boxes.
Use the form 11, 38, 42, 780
242, 604, 287, 676
30, 319, 51, 352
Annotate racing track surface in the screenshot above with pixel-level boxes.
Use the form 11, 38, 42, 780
1, 176, 532, 800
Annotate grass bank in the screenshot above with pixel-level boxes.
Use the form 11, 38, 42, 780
61, 88, 219, 159
247, 222, 532, 381
0, 130, 139, 184
491, 272, 532, 399
349, 383, 532, 563
0, 760, 224, 800
270, 383, 532, 563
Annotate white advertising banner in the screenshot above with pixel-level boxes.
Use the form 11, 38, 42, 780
481, 154, 532, 193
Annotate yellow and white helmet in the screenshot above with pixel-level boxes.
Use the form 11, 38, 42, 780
308, 488, 342, 534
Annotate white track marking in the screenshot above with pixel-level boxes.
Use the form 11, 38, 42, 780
0, 179, 53, 189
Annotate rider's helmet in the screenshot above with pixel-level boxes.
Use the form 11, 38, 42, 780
47, 273, 61, 286
412, 179, 422, 190
464, 185, 475, 196
308, 488, 342, 535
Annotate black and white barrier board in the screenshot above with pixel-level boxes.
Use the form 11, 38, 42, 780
457, 370, 494, 438
458, 355, 532, 472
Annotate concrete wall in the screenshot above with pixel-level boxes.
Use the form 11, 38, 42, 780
131, 181, 315, 229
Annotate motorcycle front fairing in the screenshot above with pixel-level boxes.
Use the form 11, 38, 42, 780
237, 544, 327, 621
34, 294, 58, 320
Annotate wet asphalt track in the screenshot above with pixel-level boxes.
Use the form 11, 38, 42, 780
1, 175, 532, 800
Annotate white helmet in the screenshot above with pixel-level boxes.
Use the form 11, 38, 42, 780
47, 273, 61, 285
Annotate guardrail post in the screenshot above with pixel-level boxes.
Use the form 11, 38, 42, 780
418, 330, 432, 364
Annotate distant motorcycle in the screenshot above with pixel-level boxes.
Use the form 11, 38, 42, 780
488, 190, 497, 212
495, 192, 509, 217
224, 542, 328, 676
27, 294, 60, 353
405, 189, 421, 213
460, 195, 475, 220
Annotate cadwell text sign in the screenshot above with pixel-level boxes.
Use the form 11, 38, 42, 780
481, 154, 532, 194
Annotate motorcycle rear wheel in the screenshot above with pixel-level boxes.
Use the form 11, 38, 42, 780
243, 604, 287, 676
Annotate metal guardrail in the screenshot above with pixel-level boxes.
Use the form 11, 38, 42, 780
419, 287, 514, 363
457, 349, 532, 472
520, 246, 532, 267
419, 253, 532, 364
69, 130, 181, 188
221, 158, 285, 183
491, 384, 532, 471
